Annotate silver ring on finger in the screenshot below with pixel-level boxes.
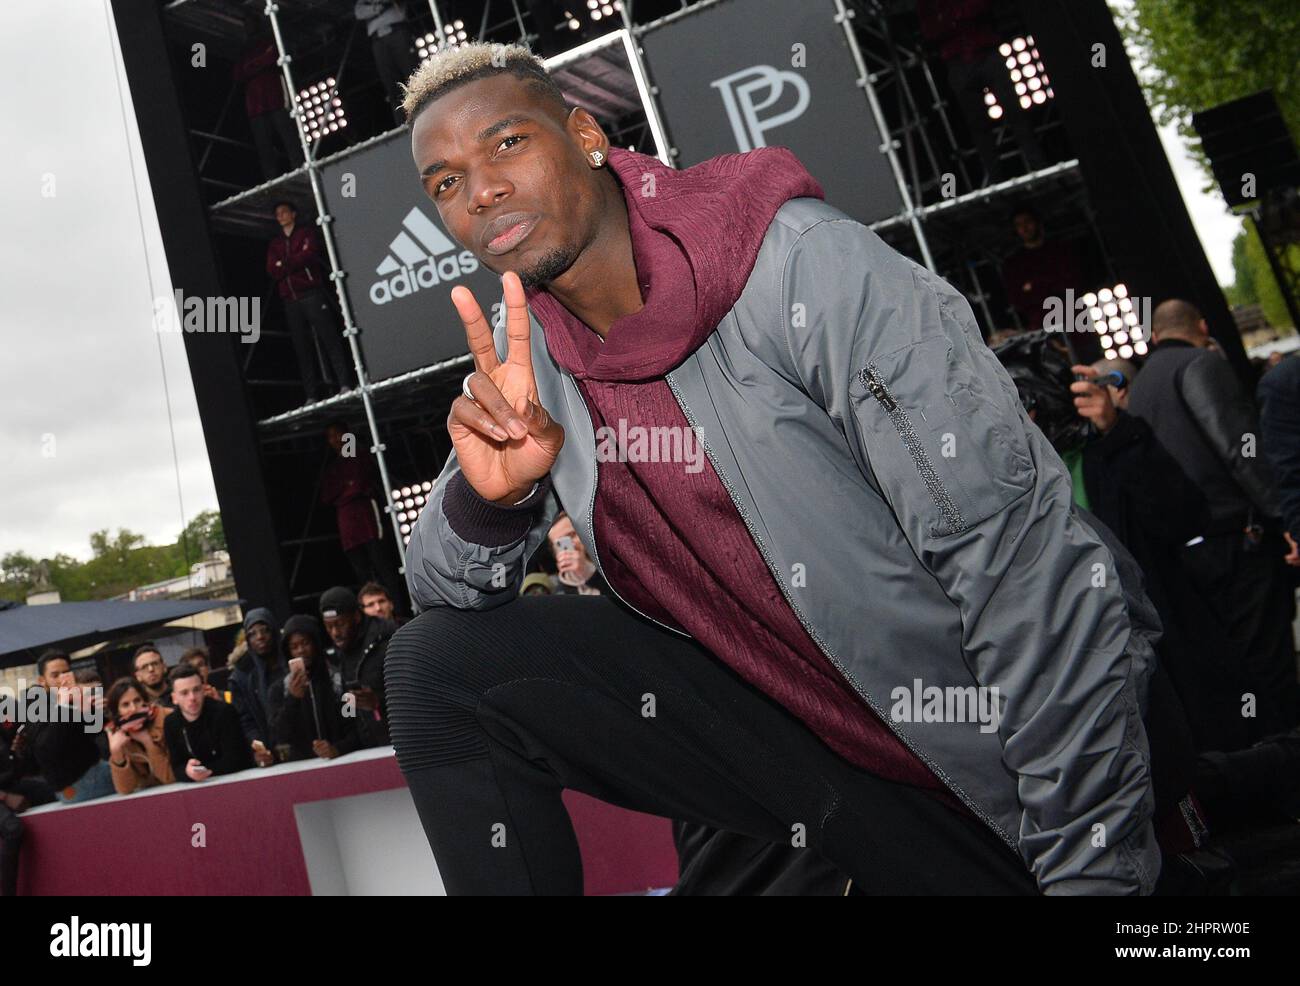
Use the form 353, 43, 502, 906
461, 371, 478, 403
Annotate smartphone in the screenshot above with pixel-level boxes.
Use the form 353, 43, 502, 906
114, 710, 150, 731
289, 657, 306, 676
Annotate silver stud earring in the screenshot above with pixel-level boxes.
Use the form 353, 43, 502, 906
590, 150, 604, 166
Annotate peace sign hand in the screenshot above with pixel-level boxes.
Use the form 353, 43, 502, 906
448, 270, 565, 504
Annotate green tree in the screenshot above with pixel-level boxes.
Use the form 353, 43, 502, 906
1118, 0, 1298, 328
176, 509, 226, 563
1224, 227, 1256, 306
1117, 0, 1300, 172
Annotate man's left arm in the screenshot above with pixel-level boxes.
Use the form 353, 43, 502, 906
780, 219, 1159, 894
1257, 362, 1300, 541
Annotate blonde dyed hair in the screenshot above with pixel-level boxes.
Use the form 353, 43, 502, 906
400, 41, 568, 125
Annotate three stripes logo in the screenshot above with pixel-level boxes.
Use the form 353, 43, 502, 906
369, 206, 480, 306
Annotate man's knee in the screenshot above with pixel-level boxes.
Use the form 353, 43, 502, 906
384, 606, 513, 773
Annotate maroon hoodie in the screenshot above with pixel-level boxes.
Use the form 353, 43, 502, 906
519, 147, 969, 813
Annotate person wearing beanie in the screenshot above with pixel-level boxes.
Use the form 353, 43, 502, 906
228, 607, 281, 765
269, 614, 363, 762
319, 587, 394, 750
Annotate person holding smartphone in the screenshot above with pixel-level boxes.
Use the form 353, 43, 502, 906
164, 665, 253, 783
544, 513, 609, 595
105, 678, 174, 794
269, 614, 363, 762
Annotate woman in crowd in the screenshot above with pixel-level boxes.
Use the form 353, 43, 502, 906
105, 677, 174, 794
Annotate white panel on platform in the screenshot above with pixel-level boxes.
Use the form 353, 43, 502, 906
295, 786, 444, 895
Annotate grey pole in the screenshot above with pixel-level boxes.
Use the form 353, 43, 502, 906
831, 0, 935, 271
264, 0, 409, 572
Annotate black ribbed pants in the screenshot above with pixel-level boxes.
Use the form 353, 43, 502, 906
384, 593, 1038, 895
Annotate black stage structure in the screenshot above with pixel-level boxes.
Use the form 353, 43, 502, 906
111, 0, 1240, 615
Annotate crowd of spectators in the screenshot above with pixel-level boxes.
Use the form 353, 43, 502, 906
0, 581, 406, 895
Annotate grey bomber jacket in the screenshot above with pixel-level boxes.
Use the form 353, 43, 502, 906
405, 197, 1162, 895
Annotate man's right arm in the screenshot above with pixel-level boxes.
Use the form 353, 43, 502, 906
404, 448, 559, 613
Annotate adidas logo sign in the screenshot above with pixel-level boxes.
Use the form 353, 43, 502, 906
369, 207, 480, 306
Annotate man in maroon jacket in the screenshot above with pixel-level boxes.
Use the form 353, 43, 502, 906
322, 421, 402, 598
233, 28, 302, 180
267, 201, 354, 401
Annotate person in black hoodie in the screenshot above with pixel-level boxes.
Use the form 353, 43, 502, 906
164, 665, 253, 782
229, 607, 280, 766
24, 651, 114, 803
319, 586, 393, 749
269, 614, 363, 761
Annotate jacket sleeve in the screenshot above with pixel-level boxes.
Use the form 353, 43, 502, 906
211, 704, 253, 776
780, 218, 1159, 895
165, 717, 191, 782
148, 733, 175, 786
284, 228, 323, 274
1088, 411, 1208, 546
229, 670, 265, 746
1179, 354, 1280, 519
108, 729, 140, 796
266, 239, 284, 281
404, 322, 562, 613
1257, 360, 1300, 540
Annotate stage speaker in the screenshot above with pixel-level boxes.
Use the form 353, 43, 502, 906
1193, 90, 1300, 209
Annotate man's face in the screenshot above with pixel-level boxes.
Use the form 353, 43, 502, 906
39, 658, 73, 689
133, 651, 165, 687
172, 675, 205, 719
360, 591, 394, 620
188, 656, 210, 682
247, 623, 274, 656
116, 687, 147, 721
326, 426, 345, 452
547, 516, 587, 560
323, 610, 361, 650
1013, 213, 1041, 246
275, 204, 296, 228
287, 632, 317, 665
411, 75, 608, 289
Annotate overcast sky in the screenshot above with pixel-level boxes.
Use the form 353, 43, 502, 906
0, 1, 218, 562
0, 1, 1241, 564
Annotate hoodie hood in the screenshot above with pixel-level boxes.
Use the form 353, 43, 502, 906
243, 606, 277, 635
279, 614, 327, 665
239, 606, 280, 671
524, 145, 823, 382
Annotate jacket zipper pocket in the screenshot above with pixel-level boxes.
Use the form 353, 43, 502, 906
859, 364, 967, 535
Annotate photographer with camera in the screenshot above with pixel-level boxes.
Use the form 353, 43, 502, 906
105, 677, 174, 794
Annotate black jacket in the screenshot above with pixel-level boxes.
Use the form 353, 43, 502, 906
324, 614, 393, 749
1080, 410, 1244, 752
25, 691, 104, 790
1128, 339, 1280, 527
229, 607, 283, 746
269, 615, 363, 759
164, 698, 253, 781
1257, 354, 1300, 542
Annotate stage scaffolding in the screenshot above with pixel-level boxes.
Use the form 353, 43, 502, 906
176, 0, 1112, 587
